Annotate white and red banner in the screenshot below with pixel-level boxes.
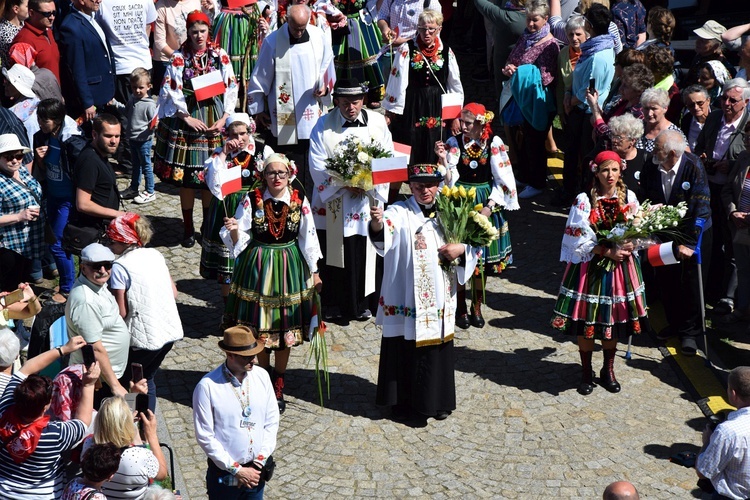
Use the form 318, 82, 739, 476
441, 93, 463, 121
192, 71, 226, 102
206, 163, 243, 200
372, 156, 408, 184
647, 242, 680, 267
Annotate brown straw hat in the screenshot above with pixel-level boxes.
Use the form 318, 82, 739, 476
218, 325, 265, 356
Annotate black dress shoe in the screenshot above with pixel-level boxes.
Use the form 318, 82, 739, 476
577, 381, 595, 395
469, 310, 485, 328
434, 410, 451, 420
455, 313, 470, 330
119, 187, 138, 200
277, 398, 286, 414
181, 234, 196, 248
599, 370, 621, 393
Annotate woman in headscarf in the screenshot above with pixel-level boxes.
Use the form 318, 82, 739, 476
698, 60, 731, 108
105, 213, 184, 411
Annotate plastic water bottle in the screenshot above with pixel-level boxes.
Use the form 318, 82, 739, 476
218, 475, 239, 486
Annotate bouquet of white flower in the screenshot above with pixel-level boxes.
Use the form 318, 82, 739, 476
324, 136, 392, 191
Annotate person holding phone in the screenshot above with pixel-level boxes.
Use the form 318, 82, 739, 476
66, 243, 132, 404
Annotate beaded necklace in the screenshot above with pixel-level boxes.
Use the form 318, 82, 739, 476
461, 137, 488, 168
265, 200, 289, 240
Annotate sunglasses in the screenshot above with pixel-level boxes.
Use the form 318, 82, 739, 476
32, 8, 55, 17
86, 261, 113, 270
2, 152, 24, 161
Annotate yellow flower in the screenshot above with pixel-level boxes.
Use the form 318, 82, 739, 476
173, 168, 184, 181
474, 204, 483, 211
451, 186, 459, 198
458, 185, 467, 198
469, 210, 477, 217
468, 187, 476, 199
441, 185, 450, 196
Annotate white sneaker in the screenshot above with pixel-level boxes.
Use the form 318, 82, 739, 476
518, 185, 544, 199
133, 192, 156, 204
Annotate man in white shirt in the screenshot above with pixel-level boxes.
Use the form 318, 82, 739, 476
193, 325, 279, 499
247, 4, 333, 197
696, 366, 750, 500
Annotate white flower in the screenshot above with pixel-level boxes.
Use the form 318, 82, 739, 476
437, 165, 447, 176
357, 151, 370, 163
682, 181, 691, 190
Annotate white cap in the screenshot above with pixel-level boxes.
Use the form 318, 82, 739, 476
80, 243, 116, 263
1, 65, 36, 99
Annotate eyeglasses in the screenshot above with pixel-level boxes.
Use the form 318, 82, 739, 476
2, 152, 24, 161
610, 134, 631, 142
721, 95, 744, 105
687, 100, 707, 108
86, 261, 113, 270
417, 27, 439, 34
264, 171, 288, 179
32, 8, 55, 17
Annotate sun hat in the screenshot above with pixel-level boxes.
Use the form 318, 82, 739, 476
1, 65, 36, 99
0, 134, 31, 155
693, 20, 726, 42
218, 325, 265, 356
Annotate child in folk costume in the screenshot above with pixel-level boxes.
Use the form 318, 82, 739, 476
551, 151, 649, 396
220, 153, 323, 414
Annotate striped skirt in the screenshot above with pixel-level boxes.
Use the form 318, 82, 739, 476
224, 240, 314, 349
333, 14, 385, 96
457, 181, 512, 274
200, 188, 249, 284
212, 7, 260, 109
153, 93, 224, 189
551, 255, 648, 340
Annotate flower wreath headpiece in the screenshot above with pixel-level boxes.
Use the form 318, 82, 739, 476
255, 152, 297, 182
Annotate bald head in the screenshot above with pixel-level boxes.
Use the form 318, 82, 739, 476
287, 4, 310, 39
603, 481, 640, 500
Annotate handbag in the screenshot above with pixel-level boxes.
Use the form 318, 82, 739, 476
261, 455, 275, 482
61, 223, 103, 255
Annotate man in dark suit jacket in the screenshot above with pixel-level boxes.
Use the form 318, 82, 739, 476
693, 79, 750, 314
640, 129, 712, 356
57, 0, 115, 121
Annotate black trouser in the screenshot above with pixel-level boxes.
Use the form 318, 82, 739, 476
0, 248, 31, 292
522, 118, 551, 190
562, 107, 594, 195
707, 181, 736, 304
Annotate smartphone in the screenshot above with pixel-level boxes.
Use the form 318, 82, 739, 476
81, 344, 96, 367
0, 289, 24, 308
135, 393, 149, 415
124, 393, 137, 412
131, 363, 144, 383
588, 78, 596, 94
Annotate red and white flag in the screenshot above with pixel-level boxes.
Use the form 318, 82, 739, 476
206, 162, 243, 200
441, 93, 463, 120
647, 242, 680, 267
192, 71, 226, 102
372, 156, 408, 184
393, 142, 411, 162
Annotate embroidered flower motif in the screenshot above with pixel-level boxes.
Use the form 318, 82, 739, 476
682, 181, 691, 191
551, 315, 567, 330
632, 319, 641, 334
387, 95, 396, 103
172, 55, 185, 68
221, 54, 230, 65
284, 331, 296, 346
172, 167, 184, 181
317, 207, 326, 216
491, 146, 499, 155
302, 206, 310, 215
584, 325, 595, 339
415, 116, 442, 128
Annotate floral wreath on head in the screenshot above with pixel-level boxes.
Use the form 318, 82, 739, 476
461, 103, 494, 142
590, 150, 626, 173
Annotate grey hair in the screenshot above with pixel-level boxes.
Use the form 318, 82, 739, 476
526, 0, 550, 18
143, 485, 176, 500
723, 78, 750, 100
418, 9, 444, 26
565, 14, 587, 35
608, 113, 644, 140
658, 129, 687, 156
640, 87, 670, 109
0, 328, 20, 369
681, 84, 710, 103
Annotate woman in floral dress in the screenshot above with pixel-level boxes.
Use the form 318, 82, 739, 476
382, 9, 462, 164
154, 10, 238, 248
436, 103, 519, 329
551, 151, 648, 396
220, 153, 322, 413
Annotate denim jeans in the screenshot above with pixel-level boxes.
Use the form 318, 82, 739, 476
46, 197, 75, 293
130, 138, 154, 194
206, 461, 265, 500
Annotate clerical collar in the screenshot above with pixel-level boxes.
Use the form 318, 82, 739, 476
341, 110, 368, 128
417, 201, 436, 217
289, 29, 310, 45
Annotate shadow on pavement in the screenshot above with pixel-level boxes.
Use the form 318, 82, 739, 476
146, 215, 188, 248
454, 345, 580, 395
155, 368, 206, 407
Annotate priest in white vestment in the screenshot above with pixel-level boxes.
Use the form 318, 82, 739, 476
246, 4, 334, 197
368, 164, 479, 422
309, 77, 392, 323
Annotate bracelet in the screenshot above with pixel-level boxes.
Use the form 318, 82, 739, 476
56, 347, 65, 357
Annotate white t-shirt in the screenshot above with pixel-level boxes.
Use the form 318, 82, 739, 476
97, 0, 157, 75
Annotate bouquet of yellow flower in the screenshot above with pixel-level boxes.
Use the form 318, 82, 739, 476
324, 136, 392, 191
435, 185, 500, 250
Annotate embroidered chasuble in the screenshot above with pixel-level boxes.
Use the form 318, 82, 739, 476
369, 196, 479, 346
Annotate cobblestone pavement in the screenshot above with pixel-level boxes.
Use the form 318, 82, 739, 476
135, 182, 714, 499
135, 50, 718, 499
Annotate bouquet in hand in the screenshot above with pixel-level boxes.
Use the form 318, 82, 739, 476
435, 185, 499, 262
589, 198, 688, 270
324, 136, 392, 191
